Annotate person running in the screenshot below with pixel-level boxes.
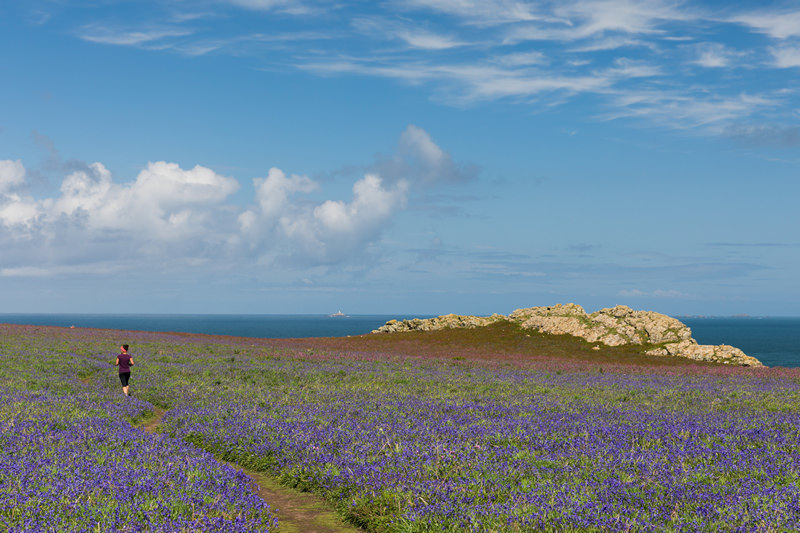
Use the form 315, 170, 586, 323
115, 344, 134, 396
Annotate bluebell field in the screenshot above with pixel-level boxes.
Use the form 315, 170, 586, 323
2, 323, 800, 532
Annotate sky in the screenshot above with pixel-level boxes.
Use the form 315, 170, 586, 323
1, 0, 799, 317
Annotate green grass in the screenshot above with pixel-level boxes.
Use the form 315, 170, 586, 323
287, 320, 710, 368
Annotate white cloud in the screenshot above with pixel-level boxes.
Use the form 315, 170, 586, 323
0, 127, 468, 275
367, 125, 478, 186
604, 57, 661, 78
254, 167, 317, 220
41, 161, 240, 241
398, 125, 454, 182
619, 288, 688, 298
0, 160, 39, 230
64, 0, 796, 136
397, 0, 541, 26
730, 9, 800, 40
54, 162, 114, 221
569, 36, 651, 52
396, 29, 467, 50
314, 174, 408, 240
351, 17, 467, 50
236, 126, 466, 264
228, 0, 290, 8
302, 60, 611, 104
315, 174, 407, 233
0, 160, 241, 262
772, 46, 800, 68
491, 51, 547, 66
557, 0, 691, 38
0, 160, 26, 193
79, 26, 192, 46
692, 42, 735, 68
132, 161, 240, 209
504, 0, 693, 43
240, 171, 408, 265
224, 0, 320, 15
0, 195, 40, 229
0, 263, 122, 278
605, 90, 777, 129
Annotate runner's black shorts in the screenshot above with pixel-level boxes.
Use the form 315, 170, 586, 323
119, 372, 130, 387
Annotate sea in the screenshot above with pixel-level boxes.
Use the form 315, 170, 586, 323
0, 314, 798, 368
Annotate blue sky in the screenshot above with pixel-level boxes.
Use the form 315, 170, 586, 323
1, 0, 799, 316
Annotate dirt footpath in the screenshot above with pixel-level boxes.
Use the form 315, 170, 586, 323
139, 409, 363, 533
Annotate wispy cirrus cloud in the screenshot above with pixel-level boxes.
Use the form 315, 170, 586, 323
301, 58, 613, 104
619, 288, 690, 299
53, 0, 800, 135
351, 17, 468, 50
502, 0, 694, 44
78, 25, 193, 46
173, 30, 335, 56
603, 90, 778, 129
728, 9, 800, 39
771, 45, 800, 68
723, 123, 800, 148
691, 42, 742, 68
490, 51, 548, 66
223, 0, 320, 15
706, 242, 799, 248
394, 0, 542, 26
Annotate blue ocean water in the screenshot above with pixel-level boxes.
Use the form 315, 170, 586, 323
682, 317, 800, 368
0, 314, 419, 339
1, 314, 798, 367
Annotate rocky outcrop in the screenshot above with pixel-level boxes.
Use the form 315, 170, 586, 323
508, 304, 693, 346
377, 313, 506, 333
644, 342, 756, 366
373, 304, 763, 367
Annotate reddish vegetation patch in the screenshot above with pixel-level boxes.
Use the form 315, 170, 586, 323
272, 322, 738, 373
3, 321, 792, 378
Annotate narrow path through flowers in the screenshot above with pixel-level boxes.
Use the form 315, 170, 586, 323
138, 408, 362, 533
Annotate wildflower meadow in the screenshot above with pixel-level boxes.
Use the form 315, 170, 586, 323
2, 322, 800, 532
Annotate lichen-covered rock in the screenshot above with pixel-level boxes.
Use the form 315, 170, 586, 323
645, 342, 762, 367
508, 304, 693, 347
373, 303, 764, 367
372, 313, 504, 333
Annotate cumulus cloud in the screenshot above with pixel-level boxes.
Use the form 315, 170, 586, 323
46, 161, 240, 241
240, 170, 408, 265
238, 126, 468, 265
365, 125, 478, 186
1, 126, 466, 275
0, 160, 241, 272
0, 160, 26, 193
